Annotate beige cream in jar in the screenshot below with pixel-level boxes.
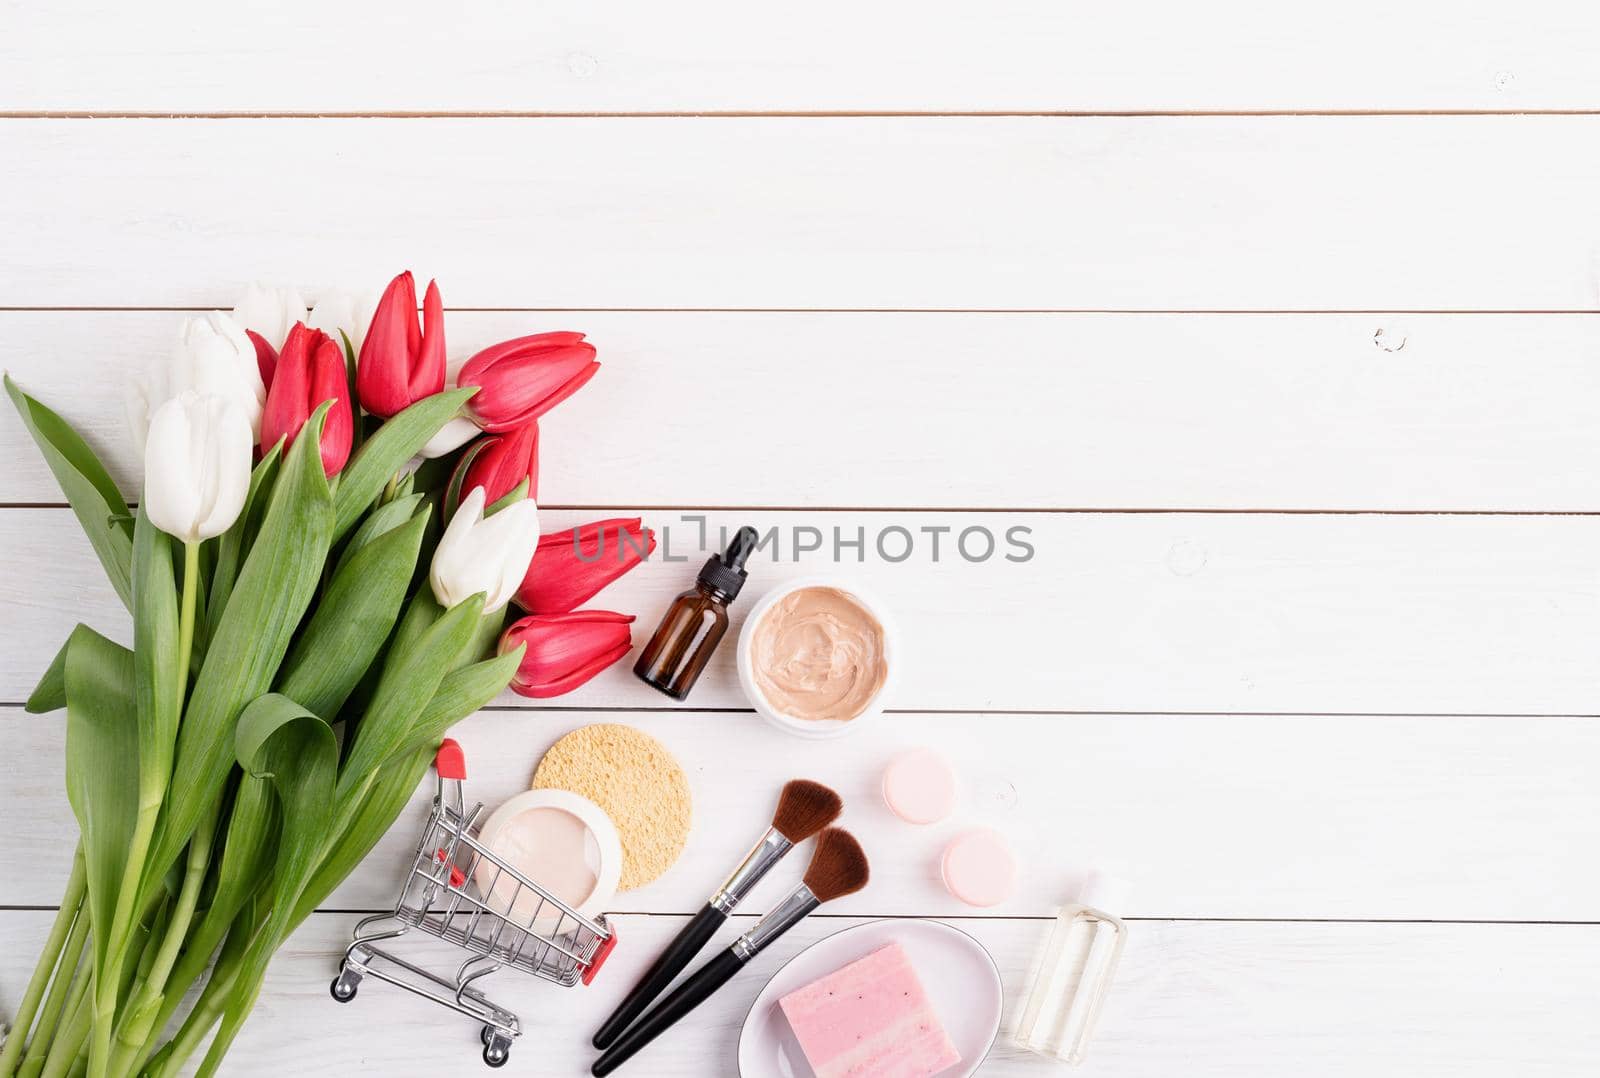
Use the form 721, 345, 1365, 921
738, 581, 893, 737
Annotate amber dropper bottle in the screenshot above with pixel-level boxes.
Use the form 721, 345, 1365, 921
634, 526, 759, 700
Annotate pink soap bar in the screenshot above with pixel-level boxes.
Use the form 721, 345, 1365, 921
778, 943, 962, 1078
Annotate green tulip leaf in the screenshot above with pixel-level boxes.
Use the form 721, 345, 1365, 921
146, 406, 334, 895
131, 506, 181, 801
131, 774, 278, 1060
26, 631, 74, 714
5, 375, 134, 610
404, 644, 523, 757
332, 386, 476, 542
293, 741, 435, 927
61, 624, 138, 976
486, 477, 530, 516
206, 444, 282, 633
277, 508, 429, 718
441, 437, 487, 521
203, 693, 339, 1076
337, 591, 485, 800
334, 491, 423, 576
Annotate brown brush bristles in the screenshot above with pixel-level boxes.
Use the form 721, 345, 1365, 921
771, 779, 843, 844
803, 828, 870, 904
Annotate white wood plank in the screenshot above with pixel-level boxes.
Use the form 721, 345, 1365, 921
7, 311, 1600, 511
3, 507, 1596, 715
8, 708, 1598, 920
4, 911, 1597, 1076
6, 2, 1600, 113
6, 117, 1600, 310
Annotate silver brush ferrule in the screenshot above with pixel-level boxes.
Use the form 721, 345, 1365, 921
710, 829, 793, 914
733, 885, 820, 961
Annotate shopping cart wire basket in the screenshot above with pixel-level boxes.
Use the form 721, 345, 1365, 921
329, 739, 618, 1067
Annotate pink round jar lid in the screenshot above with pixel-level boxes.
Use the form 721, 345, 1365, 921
881, 748, 957, 824
940, 828, 1018, 907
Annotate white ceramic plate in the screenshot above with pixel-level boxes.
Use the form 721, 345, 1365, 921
736, 919, 1003, 1078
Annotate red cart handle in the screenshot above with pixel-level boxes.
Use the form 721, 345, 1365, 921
583, 927, 619, 986
435, 739, 467, 781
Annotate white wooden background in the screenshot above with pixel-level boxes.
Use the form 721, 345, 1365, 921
4, 2, 1600, 1075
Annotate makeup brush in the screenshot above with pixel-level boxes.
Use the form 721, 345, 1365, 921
591, 828, 869, 1077
592, 779, 843, 1050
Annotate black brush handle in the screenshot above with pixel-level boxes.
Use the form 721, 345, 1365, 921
592, 904, 726, 1050
591, 949, 745, 1076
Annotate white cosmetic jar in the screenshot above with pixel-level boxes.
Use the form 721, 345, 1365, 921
736, 577, 897, 739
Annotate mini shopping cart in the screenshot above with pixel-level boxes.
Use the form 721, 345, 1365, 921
329, 740, 618, 1068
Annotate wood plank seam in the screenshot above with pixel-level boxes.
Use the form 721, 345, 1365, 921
9, 110, 1600, 119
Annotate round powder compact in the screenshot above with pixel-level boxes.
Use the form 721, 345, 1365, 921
533, 724, 692, 891
881, 748, 957, 824
473, 788, 622, 933
940, 828, 1018, 908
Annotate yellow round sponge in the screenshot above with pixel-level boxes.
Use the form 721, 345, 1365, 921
532, 724, 692, 891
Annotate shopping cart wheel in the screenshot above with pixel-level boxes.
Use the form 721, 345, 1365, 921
328, 972, 359, 1003
482, 1040, 510, 1068
480, 1025, 494, 1046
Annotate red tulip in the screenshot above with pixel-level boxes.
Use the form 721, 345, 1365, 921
457, 332, 598, 432
260, 322, 354, 475
245, 329, 278, 387
454, 423, 540, 506
501, 611, 635, 697
356, 270, 446, 417
516, 517, 654, 614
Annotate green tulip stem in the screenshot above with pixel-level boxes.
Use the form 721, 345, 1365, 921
19, 897, 91, 1078
147, 953, 242, 1078
37, 972, 92, 1078
0, 847, 85, 1075
176, 540, 199, 712
108, 802, 217, 1078
89, 540, 199, 1078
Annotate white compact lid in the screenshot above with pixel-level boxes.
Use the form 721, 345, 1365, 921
1076, 870, 1132, 917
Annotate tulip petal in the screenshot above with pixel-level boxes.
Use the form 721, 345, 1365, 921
310, 337, 354, 475
457, 421, 540, 505
430, 485, 486, 609
417, 414, 482, 459
466, 343, 598, 432
413, 279, 448, 399
515, 518, 654, 614
232, 282, 308, 348
260, 323, 314, 457
510, 641, 632, 697
458, 332, 588, 386
144, 396, 203, 541
428, 487, 538, 613
308, 290, 373, 357
143, 392, 253, 543
502, 610, 635, 697
192, 395, 254, 539
357, 271, 420, 418
245, 329, 279, 388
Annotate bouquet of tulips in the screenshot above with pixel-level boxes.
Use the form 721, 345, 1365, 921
1, 273, 652, 1078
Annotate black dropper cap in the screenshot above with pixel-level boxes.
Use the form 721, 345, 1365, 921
697, 526, 759, 601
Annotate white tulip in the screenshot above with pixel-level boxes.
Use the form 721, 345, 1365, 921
307, 290, 374, 356
127, 312, 266, 456
418, 353, 483, 458
143, 392, 253, 543
232, 282, 309, 349
429, 486, 540, 614
419, 416, 482, 458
